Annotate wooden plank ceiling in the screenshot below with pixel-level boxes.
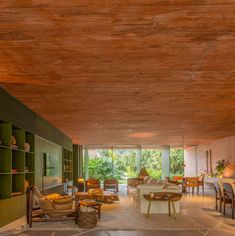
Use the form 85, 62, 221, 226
1, 0, 235, 146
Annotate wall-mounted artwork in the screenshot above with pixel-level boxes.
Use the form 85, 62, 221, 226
43, 153, 60, 176
206, 150, 209, 173
206, 149, 213, 175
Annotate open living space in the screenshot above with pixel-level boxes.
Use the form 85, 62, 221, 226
0, 1, 235, 235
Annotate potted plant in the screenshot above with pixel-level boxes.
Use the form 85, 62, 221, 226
215, 159, 230, 177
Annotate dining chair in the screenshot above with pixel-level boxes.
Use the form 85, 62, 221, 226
213, 181, 223, 212
197, 174, 205, 195
222, 182, 235, 219
184, 177, 199, 194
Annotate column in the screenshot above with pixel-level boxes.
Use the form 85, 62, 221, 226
161, 145, 170, 179
136, 146, 142, 174
78, 145, 84, 177
84, 147, 89, 180
73, 144, 79, 183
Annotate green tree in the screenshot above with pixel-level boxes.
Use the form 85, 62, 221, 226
170, 148, 184, 178
141, 149, 162, 179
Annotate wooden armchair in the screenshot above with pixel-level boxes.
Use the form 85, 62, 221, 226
26, 187, 76, 227
104, 179, 119, 193
85, 178, 100, 191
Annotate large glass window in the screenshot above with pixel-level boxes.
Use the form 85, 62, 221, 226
84, 147, 184, 182
141, 149, 162, 179
113, 149, 138, 183
86, 149, 138, 183
170, 148, 184, 178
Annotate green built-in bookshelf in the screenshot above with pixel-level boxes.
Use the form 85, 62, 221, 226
62, 148, 73, 182
0, 119, 35, 200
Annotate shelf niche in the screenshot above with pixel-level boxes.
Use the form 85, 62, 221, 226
0, 119, 35, 201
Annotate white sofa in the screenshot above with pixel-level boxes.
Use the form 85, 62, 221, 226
128, 180, 181, 214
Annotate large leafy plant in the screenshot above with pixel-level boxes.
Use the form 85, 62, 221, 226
215, 159, 230, 177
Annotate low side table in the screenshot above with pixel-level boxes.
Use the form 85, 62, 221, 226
77, 200, 102, 219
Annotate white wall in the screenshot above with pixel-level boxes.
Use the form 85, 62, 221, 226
184, 146, 197, 176
185, 135, 235, 177
197, 135, 235, 175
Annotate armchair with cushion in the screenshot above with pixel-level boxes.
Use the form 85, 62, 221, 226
85, 178, 100, 191
27, 186, 76, 227
104, 179, 119, 192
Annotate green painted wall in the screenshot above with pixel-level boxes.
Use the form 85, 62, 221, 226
0, 87, 72, 150
0, 88, 73, 227
0, 195, 26, 227
35, 135, 63, 192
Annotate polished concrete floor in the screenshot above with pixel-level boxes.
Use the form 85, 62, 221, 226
10, 230, 204, 236
1, 186, 235, 236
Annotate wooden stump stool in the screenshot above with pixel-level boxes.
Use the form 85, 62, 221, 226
77, 209, 97, 229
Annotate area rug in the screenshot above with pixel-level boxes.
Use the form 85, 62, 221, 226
1, 191, 235, 236
0, 229, 207, 236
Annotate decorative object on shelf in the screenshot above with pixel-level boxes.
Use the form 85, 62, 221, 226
215, 159, 230, 177
24, 167, 29, 172
11, 144, 18, 149
11, 168, 17, 174
0, 140, 2, 145
11, 136, 16, 145
24, 143, 30, 152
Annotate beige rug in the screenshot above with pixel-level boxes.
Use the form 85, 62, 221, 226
1, 190, 235, 236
